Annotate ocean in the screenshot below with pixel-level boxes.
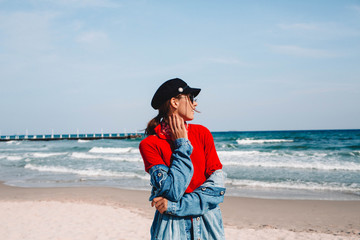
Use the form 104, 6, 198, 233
0, 129, 359, 200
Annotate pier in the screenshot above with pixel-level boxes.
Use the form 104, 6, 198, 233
0, 132, 142, 142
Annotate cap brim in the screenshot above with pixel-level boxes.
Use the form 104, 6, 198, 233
184, 87, 201, 97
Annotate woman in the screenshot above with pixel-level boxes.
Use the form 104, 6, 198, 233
139, 78, 226, 240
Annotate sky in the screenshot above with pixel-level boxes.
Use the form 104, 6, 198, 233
0, 0, 359, 135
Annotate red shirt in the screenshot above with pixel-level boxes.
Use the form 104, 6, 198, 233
139, 123, 223, 193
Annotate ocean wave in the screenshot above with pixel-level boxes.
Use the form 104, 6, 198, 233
218, 150, 274, 157
220, 157, 360, 171
71, 152, 142, 162
0, 154, 24, 161
0, 147, 49, 152
226, 179, 360, 193
24, 164, 149, 180
217, 138, 360, 172
32, 152, 67, 158
218, 149, 360, 160
71, 152, 98, 159
89, 147, 139, 154
218, 143, 238, 149
6, 156, 23, 161
5, 141, 21, 145
218, 150, 312, 159
236, 138, 293, 145
352, 151, 360, 156
78, 139, 90, 143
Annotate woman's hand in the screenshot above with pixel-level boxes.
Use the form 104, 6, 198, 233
151, 197, 168, 214
168, 114, 188, 140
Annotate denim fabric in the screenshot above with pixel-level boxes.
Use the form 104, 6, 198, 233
166, 170, 226, 217
148, 138, 194, 202
184, 217, 193, 240
148, 138, 226, 240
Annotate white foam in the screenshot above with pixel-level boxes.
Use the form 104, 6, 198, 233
89, 147, 139, 154
226, 179, 360, 193
219, 149, 359, 159
78, 139, 90, 143
218, 150, 360, 171
6, 156, 23, 161
0, 147, 48, 152
24, 164, 149, 180
32, 152, 67, 158
218, 150, 274, 157
0, 153, 25, 161
352, 151, 360, 155
219, 143, 237, 149
71, 152, 142, 162
221, 158, 360, 171
71, 152, 99, 159
5, 141, 21, 145
236, 138, 293, 144
311, 153, 328, 157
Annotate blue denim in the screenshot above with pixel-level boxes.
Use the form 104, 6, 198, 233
148, 138, 194, 202
148, 138, 226, 240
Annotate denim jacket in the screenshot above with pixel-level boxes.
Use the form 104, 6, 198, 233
148, 138, 226, 240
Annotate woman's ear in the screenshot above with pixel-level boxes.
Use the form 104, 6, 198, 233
170, 97, 179, 109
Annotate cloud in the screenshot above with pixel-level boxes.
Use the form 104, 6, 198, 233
277, 22, 360, 39
71, 20, 84, 31
350, 5, 360, 13
205, 57, 250, 66
0, 11, 58, 53
76, 31, 109, 44
278, 23, 318, 31
30, 0, 121, 8
269, 45, 339, 58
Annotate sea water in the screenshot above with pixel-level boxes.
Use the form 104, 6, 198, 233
0, 129, 359, 200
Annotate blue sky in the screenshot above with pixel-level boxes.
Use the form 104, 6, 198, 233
0, 0, 359, 134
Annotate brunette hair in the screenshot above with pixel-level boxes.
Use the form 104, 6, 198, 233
145, 99, 172, 136
145, 93, 199, 135
145, 95, 185, 135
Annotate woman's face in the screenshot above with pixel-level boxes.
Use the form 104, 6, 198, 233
174, 94, 198, 121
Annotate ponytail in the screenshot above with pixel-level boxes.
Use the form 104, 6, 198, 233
145, 99, 172, 136
145, 114, 162, 135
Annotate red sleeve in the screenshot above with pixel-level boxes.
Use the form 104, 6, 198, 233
139, 137, 166, 173
201, 126, 223, 178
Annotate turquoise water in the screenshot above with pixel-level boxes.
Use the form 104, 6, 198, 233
0, 129, 359, 200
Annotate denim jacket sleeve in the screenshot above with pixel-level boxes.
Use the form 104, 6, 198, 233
148, 138, 194, 202
165, 170, 226, 217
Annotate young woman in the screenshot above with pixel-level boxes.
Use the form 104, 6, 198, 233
139, 78, 226, 240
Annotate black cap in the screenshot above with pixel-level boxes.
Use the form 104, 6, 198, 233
151, 78, 201, 109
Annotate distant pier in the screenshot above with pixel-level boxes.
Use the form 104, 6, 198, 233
0, 133, 142, 142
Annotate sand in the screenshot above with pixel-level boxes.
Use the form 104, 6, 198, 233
0, 183, 359, 240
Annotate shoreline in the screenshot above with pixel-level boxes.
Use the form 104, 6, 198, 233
0, 183, 359, 239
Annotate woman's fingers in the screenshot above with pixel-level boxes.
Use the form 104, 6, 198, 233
174, 114, 181, 130
168, 115, 174, 133
168, 114, 188, 139
151, 197, 162, 207
156, 199, 167, 214
171, 115, 178, 132
151, 197, 168, 214
157, 205, 166, 214
179, 117, 185, 130
155, 200, 163, 209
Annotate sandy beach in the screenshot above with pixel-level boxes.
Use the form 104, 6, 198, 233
0, 182, 359, 240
